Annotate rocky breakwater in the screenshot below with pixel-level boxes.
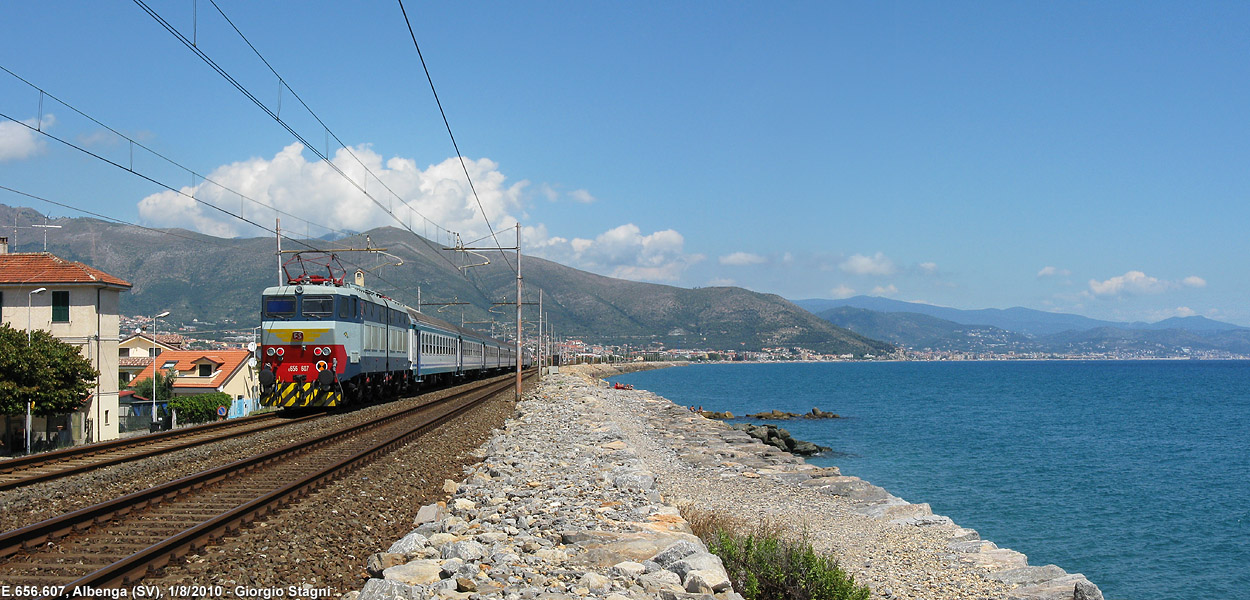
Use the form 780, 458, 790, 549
348, 372, 740, 600
351, 365, 1102, 600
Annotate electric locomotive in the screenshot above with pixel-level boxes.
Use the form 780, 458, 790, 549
258, 251, 519, 408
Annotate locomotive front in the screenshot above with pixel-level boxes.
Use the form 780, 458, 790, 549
258, 285, 349, 407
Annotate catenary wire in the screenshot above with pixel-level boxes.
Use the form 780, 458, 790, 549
396, 0, 516, 274
0, 110, 427, 308
0, 64, 361, 244
0, 184, 205, 244
133, 0, 468, 276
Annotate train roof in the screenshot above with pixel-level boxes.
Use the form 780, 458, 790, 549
262, 281, 513, 348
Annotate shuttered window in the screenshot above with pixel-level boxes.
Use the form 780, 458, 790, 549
52, 291, 69, 323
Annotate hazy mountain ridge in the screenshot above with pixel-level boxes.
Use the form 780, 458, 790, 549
1, 205, 892, 355
805, 296, 1250, 355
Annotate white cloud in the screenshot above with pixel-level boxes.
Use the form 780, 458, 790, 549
1038, 266, 1071, 278
1174, 306, 1197, 317
719, 252, 766, 266
708, 277, 735, 287
1087, 271, 1207, 297
529, 223, 703, 282
569, 189, 596, 203
138, 142, 528, 240
919, 262, 938, 274
871, 284, 898, 296
830, 285, 855, 299
840, 252, 896, 276
0, 114, 53, 162
538, 183, 559, 202
782, 252, 794, 264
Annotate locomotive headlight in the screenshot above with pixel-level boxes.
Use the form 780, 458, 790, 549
323, 346, 332, 355
265, 347, 275, 356
313, 347, 323, 356
275, 347, 285, 357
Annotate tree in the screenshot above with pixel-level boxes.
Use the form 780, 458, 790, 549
127, 369, 177, 406
0, 323, 99, 417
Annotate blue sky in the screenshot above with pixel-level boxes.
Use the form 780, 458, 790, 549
1, 2, 1247, 325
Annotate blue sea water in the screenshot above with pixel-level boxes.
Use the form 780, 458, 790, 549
608, 361, 1250, 600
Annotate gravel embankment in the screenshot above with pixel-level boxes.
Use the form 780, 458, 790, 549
0, 375, 518, 536
349, 366, 1102, 600
142, 382, 520, 593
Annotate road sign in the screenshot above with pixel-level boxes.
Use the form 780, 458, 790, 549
217, 405, 228, 417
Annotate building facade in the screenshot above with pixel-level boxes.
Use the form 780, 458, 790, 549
0, 242, 132, 450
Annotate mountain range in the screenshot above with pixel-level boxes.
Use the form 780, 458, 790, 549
0, 204, 892, 356
797, 296, 1250, 356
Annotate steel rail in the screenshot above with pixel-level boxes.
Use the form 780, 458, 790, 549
57, 376, 519, 593
0, 373, 527, 597
0, 413, 325, 492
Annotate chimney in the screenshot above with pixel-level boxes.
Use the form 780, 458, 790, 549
0, 236, 8, 254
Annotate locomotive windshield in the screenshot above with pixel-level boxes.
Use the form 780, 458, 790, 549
303, 296, 334, 319
264, 296, 296, 318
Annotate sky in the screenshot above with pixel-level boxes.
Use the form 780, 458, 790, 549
1, 1, 1247, 325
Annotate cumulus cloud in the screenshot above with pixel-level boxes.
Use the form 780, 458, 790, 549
840, 252, 896, 276
1087, 271, 1207, 297
708, 277, 736, 287
871, 284, 898, 296
138, 142, 528, 240
528, 223, 703, 282
919, 262, 938, 274
0, 114, 53, 162
719, 252, 766, 266
830, 285, 855, 299
569, 189, 596, 203
1038, 266, 1071, 278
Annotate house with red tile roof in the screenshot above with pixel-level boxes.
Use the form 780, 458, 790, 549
118, 331, 185, 386
131, 349, 258, 402
0, 243, 132, 450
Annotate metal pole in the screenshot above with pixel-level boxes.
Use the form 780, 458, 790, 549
26, 287, 45, 454
151, 311, 170, 425
515, 223, 522, 401
276, 219, 282, 285
537, 290, 543, 382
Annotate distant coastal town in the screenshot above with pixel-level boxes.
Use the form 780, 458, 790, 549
135, 315, 1249, 364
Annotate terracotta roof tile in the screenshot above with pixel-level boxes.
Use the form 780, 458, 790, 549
0, 253, 131, 287
133, 349, 252, 391
120, 357, 154, 367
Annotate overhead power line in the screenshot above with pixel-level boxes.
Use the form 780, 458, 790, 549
0, 64, 358, 244
395, 0, 516, 274
0, 109, 423, 307
132, 0, 467, 276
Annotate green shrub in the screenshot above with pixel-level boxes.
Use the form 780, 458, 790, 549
168, 392, 233, 424
685, 508, 870, 600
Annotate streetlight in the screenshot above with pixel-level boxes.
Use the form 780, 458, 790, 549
25, 287, 46, 455
152, 311, 170, 425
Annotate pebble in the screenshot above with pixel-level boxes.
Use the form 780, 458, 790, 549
352, 364, 1102, 600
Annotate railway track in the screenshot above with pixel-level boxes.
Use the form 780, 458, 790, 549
0, 412, 325, 492
0, 373, 526, 599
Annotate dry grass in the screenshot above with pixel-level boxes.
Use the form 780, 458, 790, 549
681, 504, 871, 600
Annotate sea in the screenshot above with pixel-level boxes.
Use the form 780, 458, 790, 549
607, 360, 1250, 600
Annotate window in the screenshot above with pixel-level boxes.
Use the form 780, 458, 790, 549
52, 291, 69, 322
339, 296, 352, 319
302, 296, 333, 318
264, 296, 296, 318
153, 347, 162, 357
198, 364, 212, 377
120, 348, 130, 358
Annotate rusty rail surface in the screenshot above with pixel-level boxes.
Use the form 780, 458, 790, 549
0, 412, 326, 491
0, 372, 528, 598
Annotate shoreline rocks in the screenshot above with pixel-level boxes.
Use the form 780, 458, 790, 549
728, 423, 831, 456
352, 364, 1101, 600
745, 408, 842, 420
